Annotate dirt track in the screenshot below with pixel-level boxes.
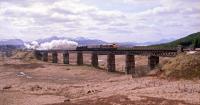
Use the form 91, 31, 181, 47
0, 56, 200, 105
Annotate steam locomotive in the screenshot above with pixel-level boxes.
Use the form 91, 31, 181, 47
76, 44, 118, 50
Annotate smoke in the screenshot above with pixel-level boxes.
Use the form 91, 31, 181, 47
25, 40, 78, 50
24, 41, 39, 50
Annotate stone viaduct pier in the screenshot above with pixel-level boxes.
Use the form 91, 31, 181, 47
35, 46, 182, 75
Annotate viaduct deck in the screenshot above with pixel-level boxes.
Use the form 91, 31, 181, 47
36, 47, 178, 57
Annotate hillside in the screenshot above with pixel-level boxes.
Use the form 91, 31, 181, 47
151, 32, 200, 48
162, 52, 200, 79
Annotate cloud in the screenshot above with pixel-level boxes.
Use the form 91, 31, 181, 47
0, 0, 200, 42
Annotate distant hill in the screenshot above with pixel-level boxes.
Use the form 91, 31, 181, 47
0, 39, 24, 46
1, 34, 195, 48
117, 38, 174, 47
37, 36, 174, 47
151, 32, 200, 48
72, 37, 108, 45
36, 36, 108, 45
0, 39, 24, 54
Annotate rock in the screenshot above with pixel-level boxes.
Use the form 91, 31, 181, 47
87, 90, 96, 94
66, 68, 71, 70
64, 99, 70, 102
16, 72, 26, 77
87, 90, 92, 94
3, 85, 12, 90
31, 85, 42, 91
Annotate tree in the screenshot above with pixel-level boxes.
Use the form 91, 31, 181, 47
193, 39, 199, 48
197, 39, 200, 48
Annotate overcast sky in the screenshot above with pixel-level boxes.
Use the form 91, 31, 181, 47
0, 0, 200, 42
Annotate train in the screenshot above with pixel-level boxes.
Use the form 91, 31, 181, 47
76, 44, 118, 50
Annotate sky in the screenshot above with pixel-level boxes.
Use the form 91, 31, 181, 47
0, 0, 200, 42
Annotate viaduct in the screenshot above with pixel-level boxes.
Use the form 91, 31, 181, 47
34, 46, 183, 75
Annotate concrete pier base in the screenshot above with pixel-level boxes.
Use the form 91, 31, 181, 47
148, 56, 159, 70
77, 51, 83, 65
177, 45, 183, 54
52, 52, 58, 63
63, 52, 69, 64
107, 53, 115, 72
125, 54, 135, 74
34, 51, 42, 60
91, 52, 98, 67
42, 52, 48, 62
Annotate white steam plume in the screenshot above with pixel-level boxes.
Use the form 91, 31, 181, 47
25, 40, 78, 50
38, 40, 78, 50
24, 41, 39, 50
